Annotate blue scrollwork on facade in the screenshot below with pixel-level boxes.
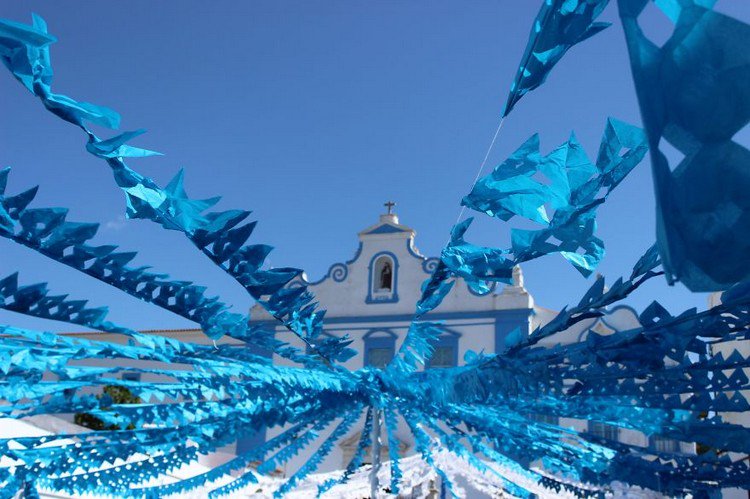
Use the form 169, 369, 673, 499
422, 257, 440, 274
329, 263, 348, 282
405, 238, 440, 275
299, 244, 360, 286
346, 242, 363, 265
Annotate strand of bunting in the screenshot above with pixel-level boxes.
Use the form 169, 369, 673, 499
0, 321, 362, 497
390, 0, 624, 376
1, 2, 749, 497
0, 14, 354, 367
0, 167, 313, 364
618, 0, 750, 292
390, 117, 650, 376
384, 249, 750, 494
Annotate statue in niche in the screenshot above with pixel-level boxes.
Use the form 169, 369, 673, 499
379, 261, 392, 291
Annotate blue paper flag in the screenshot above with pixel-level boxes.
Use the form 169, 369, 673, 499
619, 0, 750, 291
0, 9, 749, 498
504, 0, 611, 117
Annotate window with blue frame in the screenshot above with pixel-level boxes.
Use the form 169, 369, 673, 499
427, 333, 459, 369
364, 329, 397, 368
650, 435, 679, 453
529, 413, 559, 425
121, 372, 141, 382
429, 346, 455, 368
588, 420, 619, 441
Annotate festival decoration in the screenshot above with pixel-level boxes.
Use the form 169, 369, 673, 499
0, 1, 748, 497
618, 0, 750, 291
503, 0, 611, 117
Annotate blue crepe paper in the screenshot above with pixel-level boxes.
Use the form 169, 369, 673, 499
619, 0, 750, 291
504, 0, 611, 117
0, 6, 749, 497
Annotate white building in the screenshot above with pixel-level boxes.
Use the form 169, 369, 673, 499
55, 206, 695, 492
708, 293, 750, 499
246, 207, 657, 473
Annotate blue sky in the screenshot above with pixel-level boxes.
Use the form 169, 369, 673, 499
1, 1, 748, 332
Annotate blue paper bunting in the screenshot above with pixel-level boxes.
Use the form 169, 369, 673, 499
0, 7, 748, 498
504, 0, 611, 117
619, 0, 750, 291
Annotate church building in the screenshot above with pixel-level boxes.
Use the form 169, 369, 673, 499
58, 204, 681, 476
247, 205, 652, 473
250, 205, 535, 373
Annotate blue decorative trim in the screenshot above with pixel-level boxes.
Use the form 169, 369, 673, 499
363, 224, 410, 235
251, 308, 534, 327
362, 328, 398, 340
404, 239, 441, 275
329, 263, 348, 282
607, 304, 640, 318
304, 273, 327, 286
302, 262, 349, 286
406, 238, 424, 259
366, 251, 399, 304
345, 242, 364, 265
467, 280, 497, 297
575, 305, 640, 342
257, 321, 495, 333
427, 327, 462, 368
422, 257, 440, 274
296, 243, 363, 287
363, 329, 397, 367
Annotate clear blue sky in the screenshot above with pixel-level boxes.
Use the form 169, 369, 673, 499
1, 1, 748, 332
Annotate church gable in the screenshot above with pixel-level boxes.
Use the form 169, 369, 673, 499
257, 205, 533, 320
284, 207, 439, 316
360, 223, 411, 235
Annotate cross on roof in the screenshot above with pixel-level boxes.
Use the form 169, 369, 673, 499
384, 201, 396, 215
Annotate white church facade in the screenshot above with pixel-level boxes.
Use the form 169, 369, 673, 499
243, 207, 662, 473
250, 208, 537, 374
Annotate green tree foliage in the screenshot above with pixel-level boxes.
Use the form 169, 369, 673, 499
74, 385, 141, 431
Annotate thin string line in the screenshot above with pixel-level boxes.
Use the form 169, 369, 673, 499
447, 116, 506, 242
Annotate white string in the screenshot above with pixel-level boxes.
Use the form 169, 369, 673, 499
448, 116, 506, 242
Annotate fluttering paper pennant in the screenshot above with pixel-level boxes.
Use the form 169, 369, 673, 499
503, 0, 611, 117
407, 117, 648, 329
618, 0, 750, 291
0, 4, 748, 498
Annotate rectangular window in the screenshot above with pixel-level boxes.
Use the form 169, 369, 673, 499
651, 435, 679, 453
589, 421, 619, 441
429, 346, 456, 368
122, 372, 141, 382
529, 413, 558, 425
366, 347, 394, 368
